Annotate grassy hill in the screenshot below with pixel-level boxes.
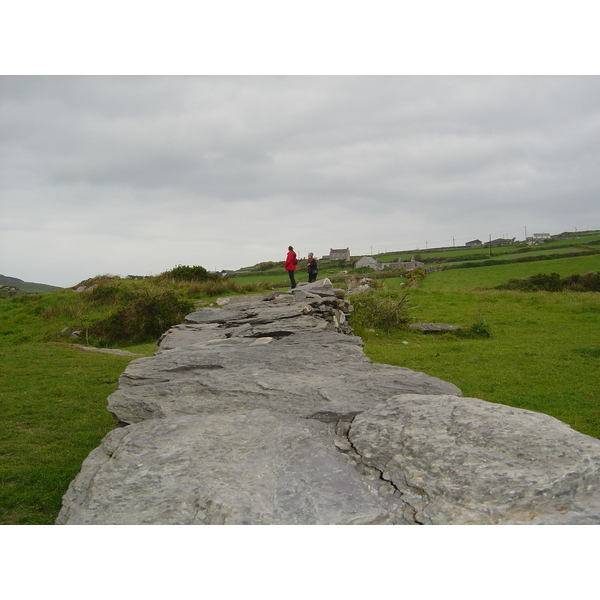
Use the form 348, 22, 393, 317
1, 233, 599, 524
0, 274, 63, 296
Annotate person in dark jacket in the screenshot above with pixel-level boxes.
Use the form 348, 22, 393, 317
285, 246, 298, 288
307, 252, 318, 283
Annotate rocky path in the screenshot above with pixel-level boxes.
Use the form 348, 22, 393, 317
57, 281, 600, 524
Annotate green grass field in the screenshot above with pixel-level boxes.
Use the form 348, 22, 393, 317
1, 236, 599, 524
352, 248, 600, 441
419, 254, 600, 291
356, 285, 600, 439
0, 342, 152, 524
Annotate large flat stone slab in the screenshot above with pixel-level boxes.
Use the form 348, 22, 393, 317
348, 395, 600, 524
107, 331, 460, 425
56, 411, 406, 525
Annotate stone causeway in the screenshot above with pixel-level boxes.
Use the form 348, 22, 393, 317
56, 280, 600, 524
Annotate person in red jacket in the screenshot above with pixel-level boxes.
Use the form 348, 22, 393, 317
285, 245, 298, 289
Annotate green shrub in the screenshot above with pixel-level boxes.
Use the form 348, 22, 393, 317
496, 271, 600, 292
562, 271, 600, 292
75, 274, 120, 288
88, 282, 128, 304
496, 272, 561, 291
157, 265, 218, 282
350, 291, 411, 331
87, 290, 194, 345
454, 314, 492, 339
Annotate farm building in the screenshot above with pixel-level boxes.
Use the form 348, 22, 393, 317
355, 256, 381, 269
329, 248, 351, 261
384, 257, 425, 270
485, 237, 516, 247
355, 256, 425, 271
526, 233, 552, 245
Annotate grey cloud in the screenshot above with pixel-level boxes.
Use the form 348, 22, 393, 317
1, 75, 599, 287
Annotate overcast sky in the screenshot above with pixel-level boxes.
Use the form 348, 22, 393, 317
1, 75, 599, 287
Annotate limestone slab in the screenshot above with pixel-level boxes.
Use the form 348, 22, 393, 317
56, 411, 406, 525
348, 394, 600, 524
107, 331, 460, 425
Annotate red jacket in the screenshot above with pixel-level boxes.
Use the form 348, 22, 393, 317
285, 251, 297, 271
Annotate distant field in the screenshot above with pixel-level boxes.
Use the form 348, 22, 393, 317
419, 254, 600, 291
235, 272, 291, 286
377, 233, 600, 265
235, 261, 351, 288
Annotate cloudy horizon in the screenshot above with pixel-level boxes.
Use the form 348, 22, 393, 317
2, 75, 599, 288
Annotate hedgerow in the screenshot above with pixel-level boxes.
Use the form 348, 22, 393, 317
495, 271, 600, 292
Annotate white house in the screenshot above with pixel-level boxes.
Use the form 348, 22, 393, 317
527, 233, 551, 245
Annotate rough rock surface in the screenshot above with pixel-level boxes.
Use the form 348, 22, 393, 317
73, 345, 141, 356
409, 323, 463, 333
57, 288, 600, 525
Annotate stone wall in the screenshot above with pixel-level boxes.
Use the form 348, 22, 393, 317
56, 280, 600, 524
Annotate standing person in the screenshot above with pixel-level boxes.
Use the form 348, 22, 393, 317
285, 245, 298, 289
307, 252, 318, 283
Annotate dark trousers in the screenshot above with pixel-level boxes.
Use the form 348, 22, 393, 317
308, 272, 317, 283
287, 270, 296, 288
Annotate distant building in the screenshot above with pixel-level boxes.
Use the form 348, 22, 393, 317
356, 256, 425, 271
355, 256, 381, 269
465, 239, 482, 247
384, 257, 425, 270
484, 237, 516, 247
526, 233, 551, 246
329, 248, 351, 261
